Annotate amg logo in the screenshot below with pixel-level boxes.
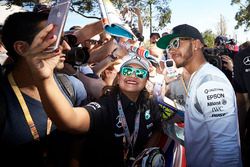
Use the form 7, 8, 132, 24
212, 106, 223, 112
207, 93, 225, 100
207, 101, 221, 106
211, 113, 226, 117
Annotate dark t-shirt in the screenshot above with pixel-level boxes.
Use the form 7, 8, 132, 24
233, 46, 250, 95
0, 73, 86, 167
81, 90, 161, 167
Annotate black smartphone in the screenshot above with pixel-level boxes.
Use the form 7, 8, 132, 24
44, 0, 71, 53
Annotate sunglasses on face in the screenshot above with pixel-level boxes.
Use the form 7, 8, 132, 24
120, 66, 148, 79
166, 37, 192, 53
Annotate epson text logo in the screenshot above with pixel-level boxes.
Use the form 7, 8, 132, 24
207, 93, 225, 100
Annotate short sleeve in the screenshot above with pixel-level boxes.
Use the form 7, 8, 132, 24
196, 80, 235, 120
84, 101, 109, 134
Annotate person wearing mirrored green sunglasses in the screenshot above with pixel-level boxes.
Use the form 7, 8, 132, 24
24, 36, 165, 167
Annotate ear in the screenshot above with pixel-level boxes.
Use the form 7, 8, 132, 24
13, 41, 29, 57
197, 39, 204, 49
193, 39, 203, 51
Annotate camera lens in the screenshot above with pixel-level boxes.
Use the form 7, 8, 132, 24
64, 34, 78, 47
65, 47, 89, 66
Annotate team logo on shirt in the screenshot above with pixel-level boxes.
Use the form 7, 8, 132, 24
204, 88, 224, 94
207, 93, 225, 100
207, 101, 221, 106
221, 99, 227, 105
243, 56, 250, 65
145, 110, 151, 120
116, 115, 123, 128
207, 99, 227, 106
211, 106, 224, 112
86, 102, 101, 110
211, 113, 227, 117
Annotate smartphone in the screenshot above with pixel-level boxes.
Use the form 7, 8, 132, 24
44, 0, 71, 53
165, 59, 178, 78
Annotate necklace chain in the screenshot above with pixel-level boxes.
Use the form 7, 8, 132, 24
187, 62, 207, 92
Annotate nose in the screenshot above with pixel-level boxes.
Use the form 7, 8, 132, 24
130, 71, 137, 78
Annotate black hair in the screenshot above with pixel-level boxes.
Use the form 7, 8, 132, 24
69, 25, 81, 31
150, 32, 160, 38
2, 11, 49, 62
214, 35, 228, 46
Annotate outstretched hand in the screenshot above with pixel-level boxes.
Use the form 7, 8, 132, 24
23, 24, 61, 81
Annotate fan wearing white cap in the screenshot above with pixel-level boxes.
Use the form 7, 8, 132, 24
23, 24, 165, 167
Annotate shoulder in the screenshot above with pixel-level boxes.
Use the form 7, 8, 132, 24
198, 63, 230, 84
85, 92, 116, 112
64, 74, 85, 88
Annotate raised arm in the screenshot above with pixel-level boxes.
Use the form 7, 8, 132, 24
73, 20, 104, 45
24, 24, 90, 134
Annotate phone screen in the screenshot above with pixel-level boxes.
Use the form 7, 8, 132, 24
166, 59, 174, 67
45, 0, 71, 53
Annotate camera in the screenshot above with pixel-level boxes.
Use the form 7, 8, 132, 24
64, 31, 78, 47
131, 27, 144, 42
65, 47, 89, 66
203, 46, 231, 70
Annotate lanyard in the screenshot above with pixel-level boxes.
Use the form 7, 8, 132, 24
117, 94, 141, 160
8, 72, 52, 141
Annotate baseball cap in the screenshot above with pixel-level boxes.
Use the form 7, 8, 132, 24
120, 56, 150, 71
157, 24, 204, 49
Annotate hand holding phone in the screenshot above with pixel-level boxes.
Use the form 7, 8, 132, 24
165, 59, 178, 78
44, 0, 71, 53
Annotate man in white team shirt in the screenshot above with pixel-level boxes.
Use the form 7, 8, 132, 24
157, 24, 242, 167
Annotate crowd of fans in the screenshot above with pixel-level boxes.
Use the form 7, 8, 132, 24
0, 2, 249, 167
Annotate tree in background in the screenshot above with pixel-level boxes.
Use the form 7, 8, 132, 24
216, 14, 227, 36
3, 0, 172, 33
69, 0, 172, 33
231, 0, 250, 31
202, 30, 216, 48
